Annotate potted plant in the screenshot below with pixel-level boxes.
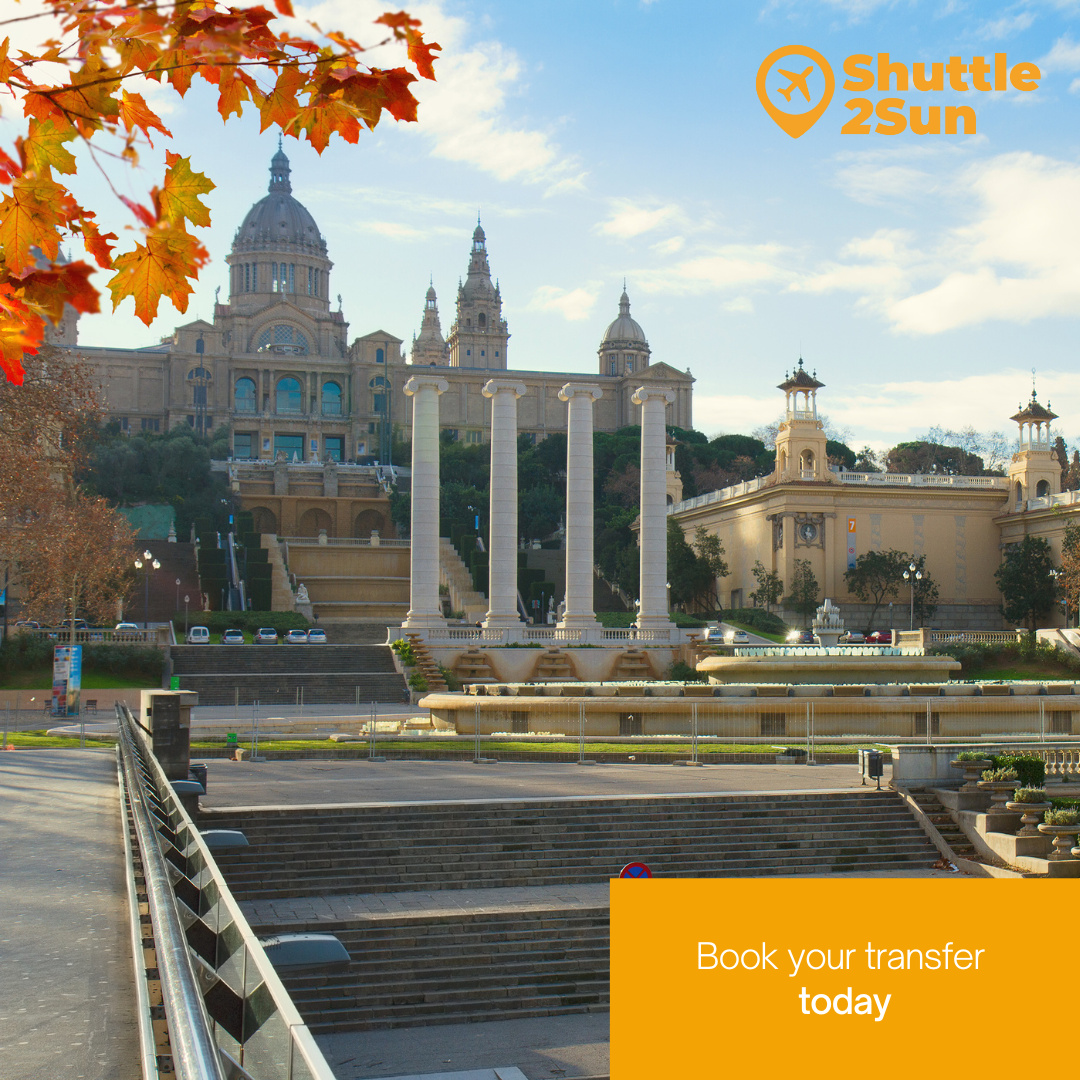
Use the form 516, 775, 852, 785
951, 750, 994, 791
1038, 808, 1080, 861
1005, 787, 1051, 837
977, 767, 1019, 818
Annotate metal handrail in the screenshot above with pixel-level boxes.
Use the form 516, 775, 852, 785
116, 709, 227, 1080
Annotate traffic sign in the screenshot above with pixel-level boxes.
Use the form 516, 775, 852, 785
619, 862, 652, 879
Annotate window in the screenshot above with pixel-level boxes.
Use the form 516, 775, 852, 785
313, 268, 319, 296
495, 351, 499, 357
235, 377, 257, 413
256, 325, 308, 354
626, 359, 634, 373
274, 433, 304, 460
187, 415, 195, 427
465, 429, 483, 444
187, 366, 210, 406
356, 441, 366, 456
289, 264, 295, 293
369, 375, 389, 415
117, 416, 129, 431
307, 266, 313, 295
466, 349, 471, 356
195, 337, 204, 355
322, 381, 342, 415
244, 263, 250, 292
373, 393, 385, 413
368, 422, 377, 434
610, 360, 617, 375
233, 432, 254, 459
271, 263, 288, 293
480, 350, 485, 357
520, 432, 536, 445
443, 428, 459, 442
140, 418, 158, 432
276, 376, 303, 414
376, 348, 384, 363
478, 313, 486, 329
324, 436, 344, 462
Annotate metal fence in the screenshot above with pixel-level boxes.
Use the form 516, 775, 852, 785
116, 703, 335, 1080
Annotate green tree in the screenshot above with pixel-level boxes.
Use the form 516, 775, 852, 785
667, 518, 702, 610
844, 549, 909, 632
787, 559, 820, 618
995, 535, 1057, 634
1060, 520, 1080, 626
749, 560, 783, 611
692, 526, 729, 611
907, 555, 940, 627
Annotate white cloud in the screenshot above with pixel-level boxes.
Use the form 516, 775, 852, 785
693, 392, 781, 438
976, 12, 1035, 39
527, 285, 598, 321
1039, 33, 1080, 72
635, 244, 792, 296
295, 0, 576, 186
722, 297, 755, 313
597, 199, 682, 240
652, 236, 685, 255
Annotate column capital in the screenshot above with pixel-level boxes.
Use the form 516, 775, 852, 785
632, 385, 676, 406
482, 379, 527, 400
558, 382, 603, 404
404, 374, 449, 396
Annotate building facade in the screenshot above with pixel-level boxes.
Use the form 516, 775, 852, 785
671, 364, 1079, 631
68, 148, 694, 462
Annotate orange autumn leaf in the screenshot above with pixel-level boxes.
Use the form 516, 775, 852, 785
0, 175, 65, 274
22, 261, 101, 323
159, 152, 215, 228
118, 90, 173, 145
108, 223, 208, 323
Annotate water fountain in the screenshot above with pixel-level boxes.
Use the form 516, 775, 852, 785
811, 598, 845, 648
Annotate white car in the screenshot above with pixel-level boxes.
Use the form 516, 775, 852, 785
186, 626, 210, 644
284, 629, 309, 644
307, 628, 327, 644
114, 622, 140, 639
726, 629, 750, 644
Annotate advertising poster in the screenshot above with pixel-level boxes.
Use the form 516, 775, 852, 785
10, 3, 1080, 1079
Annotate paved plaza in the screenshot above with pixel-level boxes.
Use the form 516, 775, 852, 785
198, 757, 873, 810
0, 750, 138, 1080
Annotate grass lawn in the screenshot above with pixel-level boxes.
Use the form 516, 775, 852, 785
965, 661, 1079, 681
191, 737, 873, 756
0, 667, 159, 690
3, 729, 113, 749
724, 621, 788, 645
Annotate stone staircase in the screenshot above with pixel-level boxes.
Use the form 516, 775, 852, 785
909, 791, 979, 861
453, 646, 496, 684
534, 646, 577, 681
170, 644, 406, 706
262, 535, 296, 612
267, 908, 609, 1034
206, 791, 938, 901
613, 647, 653, 680
439, 538, 487, 621
404, 633, 448, 692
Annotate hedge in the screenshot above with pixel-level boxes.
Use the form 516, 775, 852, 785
723, 607, 788, 636
990, 752, 1045, 788
173, 610, 310, 634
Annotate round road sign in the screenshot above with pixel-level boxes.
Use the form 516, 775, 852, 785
619, 862, 652, 879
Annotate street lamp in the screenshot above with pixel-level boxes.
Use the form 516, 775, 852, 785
902, 561, 923, 632
1050, 568, 1068, 626
134, 550, 161, 629
184, 594, 190, 638
175, 577, 181, 613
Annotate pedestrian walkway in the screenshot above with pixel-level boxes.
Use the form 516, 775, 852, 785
243, 882, 610, 928
0, 749, 138, 1080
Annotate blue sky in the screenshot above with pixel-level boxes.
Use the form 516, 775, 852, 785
10, 0, 1080, 453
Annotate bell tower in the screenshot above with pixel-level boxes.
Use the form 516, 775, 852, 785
1008, 388, 1060, 508
447, 221, 509, 369
774, 359, 830, 483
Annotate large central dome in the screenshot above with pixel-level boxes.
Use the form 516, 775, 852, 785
232, 148, 327, 256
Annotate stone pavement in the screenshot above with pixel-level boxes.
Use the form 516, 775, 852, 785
198, 757, 871, 809
242, 882, 610, 928
0, 749, 138, 1080
318, 1012, 610, 1080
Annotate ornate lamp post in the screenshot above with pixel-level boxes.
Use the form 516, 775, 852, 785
134, 550, 161, 629
903, 561, 923, 632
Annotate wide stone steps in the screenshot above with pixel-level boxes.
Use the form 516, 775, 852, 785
268, 909, 609, 1032
911, 792, 979, 859
208, 793, 936, 897
175, 673, 405, 706
171, 644, 397, 674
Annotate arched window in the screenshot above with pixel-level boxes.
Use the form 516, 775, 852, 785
478, 313, 486, 329
1037, 479, 1050, 498
255, 325, 308, 354
376, 348, 384, 363
234, 377, 257, 413
276, 376, 302, 414
1015, 481, 1024, 505
800, 449, 814, 478
369, 375, 389, 415
322, 381, 342, 416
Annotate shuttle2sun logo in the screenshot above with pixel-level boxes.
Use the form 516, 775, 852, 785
757, 46, 1042, 138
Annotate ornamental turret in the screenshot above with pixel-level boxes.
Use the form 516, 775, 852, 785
447, 220, 509, 369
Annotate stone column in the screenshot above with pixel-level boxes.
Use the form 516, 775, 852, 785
482, 379, 527, 628
402, 374, 449, 629
632, 386, 676, 630
558, 383, 603, 632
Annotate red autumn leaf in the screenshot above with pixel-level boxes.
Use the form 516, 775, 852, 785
120, 195, 157, 229
119, 90, 173, 145
406, 30, 441, 80
22, 261, 101, 323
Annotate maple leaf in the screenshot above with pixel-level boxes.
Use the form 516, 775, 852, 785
0, 146, 21, 184
406, 30, 441, 80
0, 175, 65, 275
295, 99, 361, 152
19, 118, 78, 176
76, 215, 118, 269
118, 90, 173, 146
108, 223, 208, 324
0, 285, 43, 384
159, 152, 214, 228
255, 63, 305, 132
22, 261, 100, 323
119, 195, 157, 229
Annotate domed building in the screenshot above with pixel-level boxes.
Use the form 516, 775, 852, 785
71, 144, 695, 537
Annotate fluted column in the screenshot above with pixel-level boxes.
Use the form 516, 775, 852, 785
402, 374, 449, 629
558, 383, 603, 632
633, 386, 676, 630
482, 379, 527, 628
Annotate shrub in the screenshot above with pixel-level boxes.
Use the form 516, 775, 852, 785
0, 632, 54, 673
667, 660, 706, 683
172, 610, 309, 634
438, 663, 461, 692
954, 750, 992, 762
408, 671, 429, 692
83, 644, 162, 677
991, 753, 1045, 788
1011, 787, 1047, 804
390, 639, 417, 666
1043, 807, 1080, 826
981, 767, 1018, 782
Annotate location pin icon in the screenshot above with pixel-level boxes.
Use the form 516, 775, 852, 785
757, 45, 835, 139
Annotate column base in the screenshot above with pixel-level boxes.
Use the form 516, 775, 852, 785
483, 615, 521, 629
401, 614, 447, 630
635, 616, 676, 632
557, 616, 601, 631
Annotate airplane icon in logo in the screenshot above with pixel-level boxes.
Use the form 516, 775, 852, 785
777, 65, 814, 103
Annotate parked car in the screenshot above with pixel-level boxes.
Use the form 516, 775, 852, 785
114, 621, 140, 641
59, 618, 89, 631
307, 628, 327, 644
841, 631, 865, 644
866, 630, 893, 645
725, 629, 749, 644
15, 619, 40, 630
254, 627, 279, 644
284, 629, 309, 644
221, 629, 245, 645
186, 626, 210, 644
706, 626, 724, 643
788, 630, 816, 645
